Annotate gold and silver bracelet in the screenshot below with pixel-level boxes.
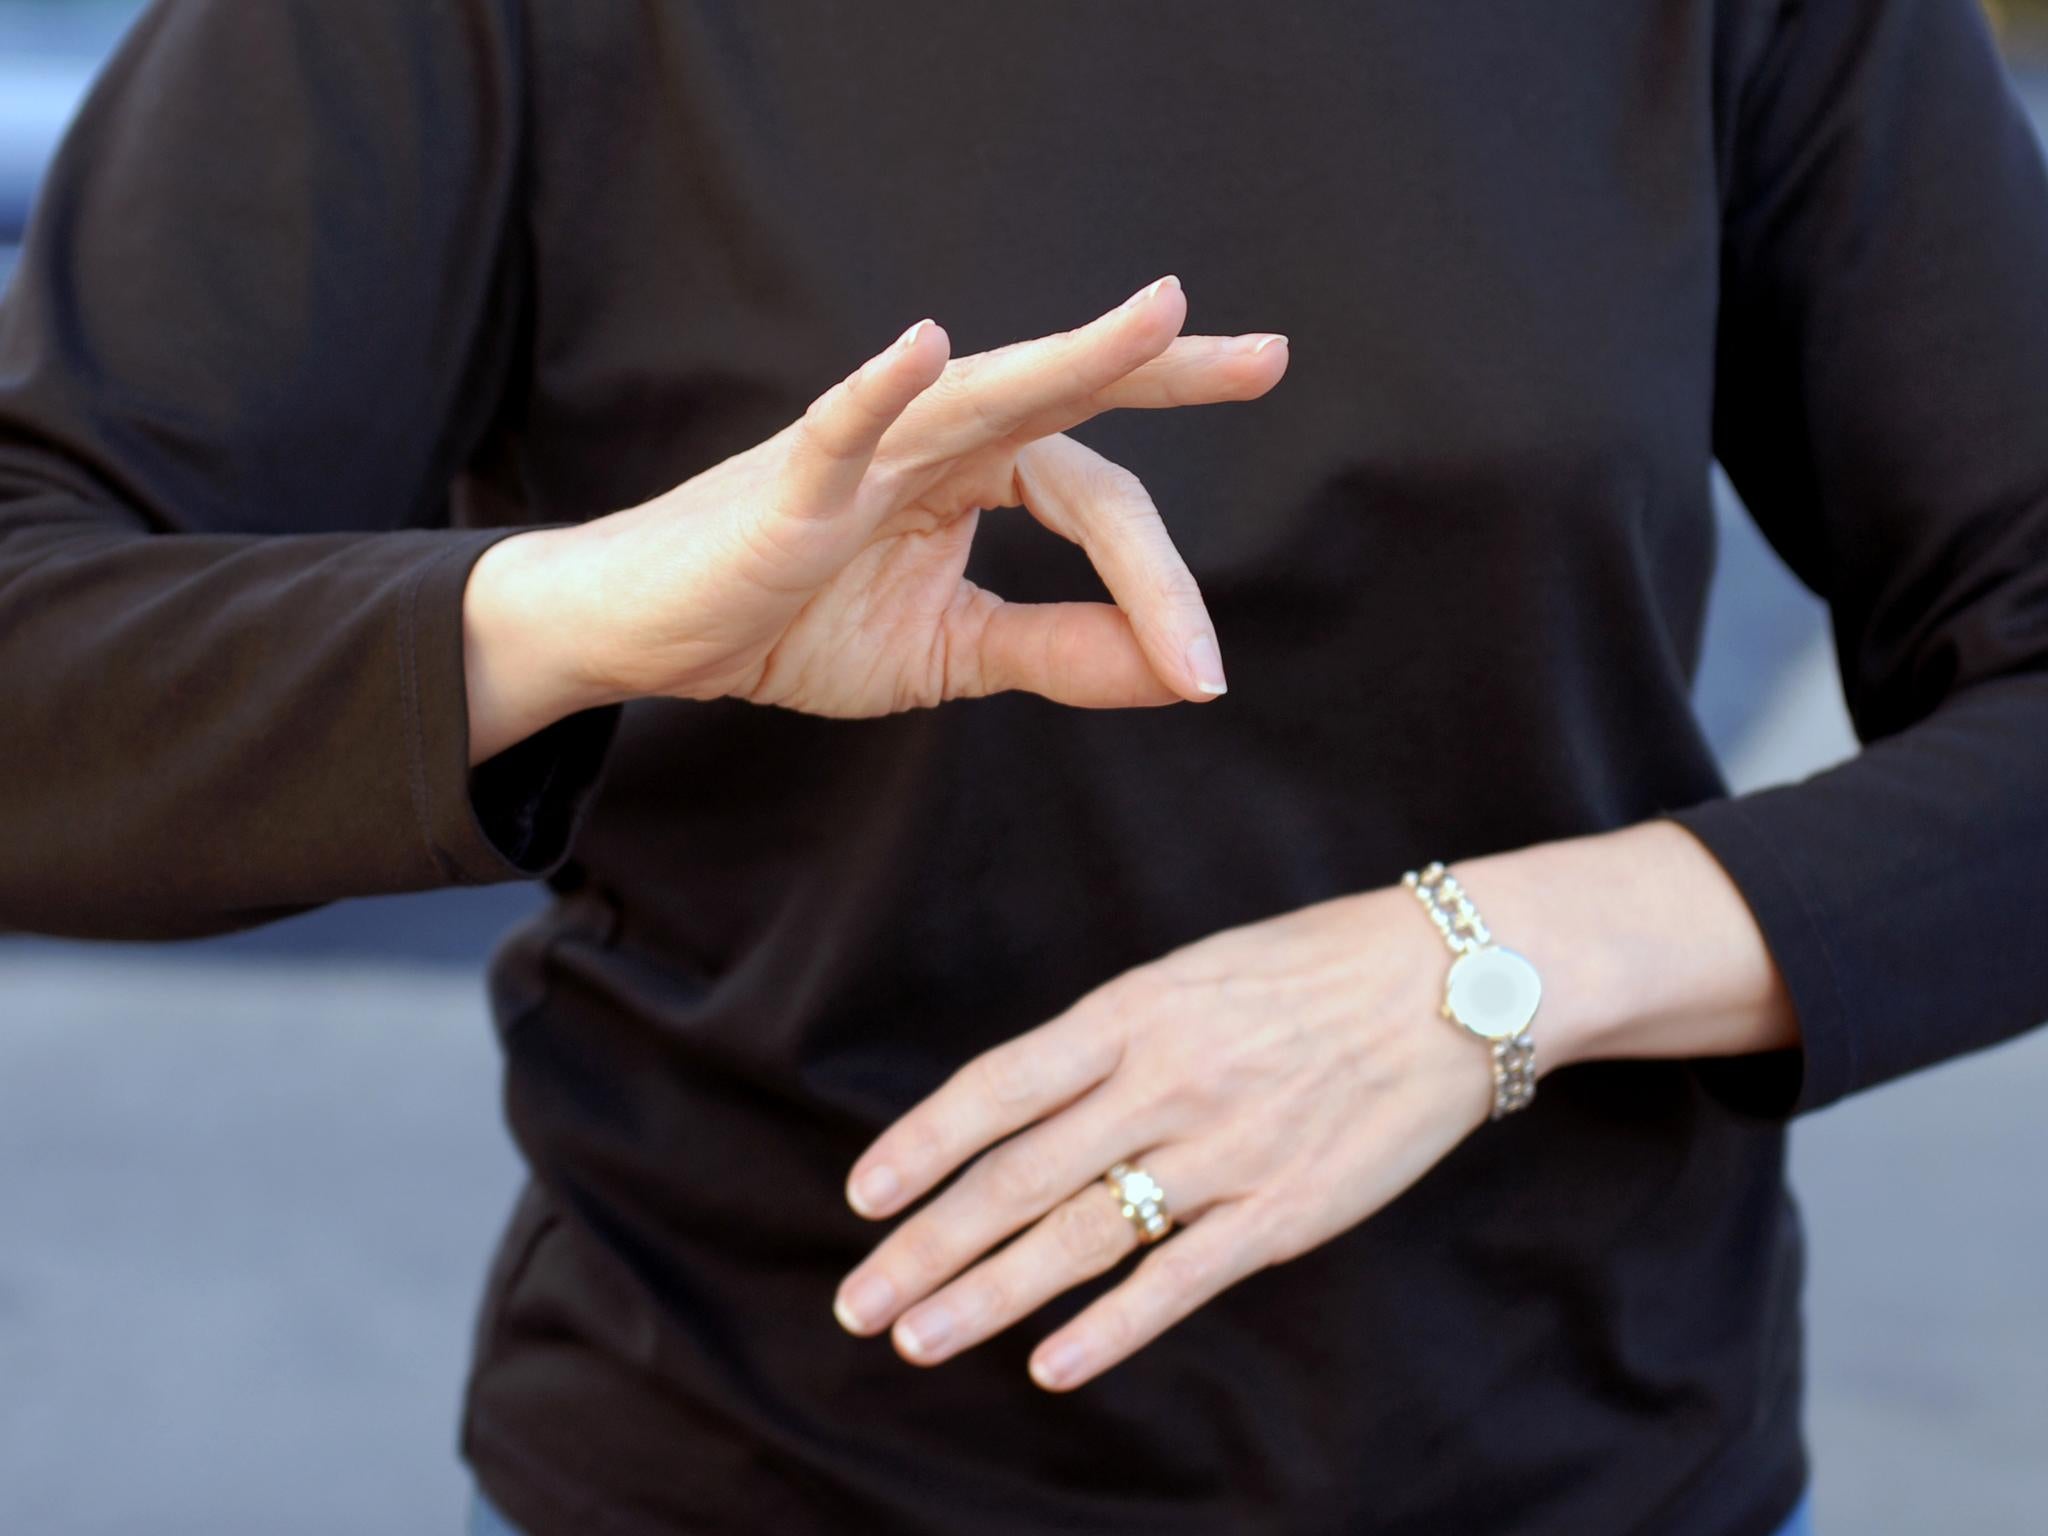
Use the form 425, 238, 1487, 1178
1400, 861, 1543, 1120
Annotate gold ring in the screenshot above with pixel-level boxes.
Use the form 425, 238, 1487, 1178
1103, 1160, 1173, 1244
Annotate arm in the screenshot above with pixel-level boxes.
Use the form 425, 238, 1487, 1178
1445, 819, 1801, 1079
823, 0, 2048, 1384
1373, 0, 2048, 1120
0, 2, 1294, 937
0, 0, 621, 941
1655, 0, 2048, 1119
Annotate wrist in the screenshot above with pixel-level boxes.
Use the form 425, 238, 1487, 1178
1440, 820, 1799, 1077
462, 525, 617, 765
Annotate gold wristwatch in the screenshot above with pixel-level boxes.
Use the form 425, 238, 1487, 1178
1400, 861, 1541, 1120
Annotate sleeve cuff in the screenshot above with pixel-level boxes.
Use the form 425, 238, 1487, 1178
1658, 798, 1862, 1123
401, 527, 622, 885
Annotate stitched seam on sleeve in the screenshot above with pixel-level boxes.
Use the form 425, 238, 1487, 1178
1718, 793, 1861, 1104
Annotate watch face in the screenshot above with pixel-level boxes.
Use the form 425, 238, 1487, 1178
1444, 945, 1542, 1040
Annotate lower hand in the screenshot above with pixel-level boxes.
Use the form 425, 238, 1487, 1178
829, 883, 1504, 1392
464, 274, 1290, 761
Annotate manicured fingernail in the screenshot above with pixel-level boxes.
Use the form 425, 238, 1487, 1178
849, 1165, 900, 1215
1185, 633, 1228, 696
1121, 274, 1181, 311
834, 1272, 895, 1333
896, 1307, 954, 1358
1031, 1338, 1086, 1388
895, 318, 933, 351
1250, 333, 1288, 355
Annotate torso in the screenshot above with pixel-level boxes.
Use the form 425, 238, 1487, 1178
460, 6, 1808, 1532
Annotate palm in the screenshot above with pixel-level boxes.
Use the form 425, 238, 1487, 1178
751, 505, 988, 714
746, 435, 1049, 714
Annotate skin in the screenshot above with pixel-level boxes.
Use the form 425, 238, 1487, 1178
458, 270, 1802, 1396
831, 818, 1801, 1391
462, 274, 1287, 760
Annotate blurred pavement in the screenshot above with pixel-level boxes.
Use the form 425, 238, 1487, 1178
0, 962, 515, 1536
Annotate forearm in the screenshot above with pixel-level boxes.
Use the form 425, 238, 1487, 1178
1440, 818, 1801, 1079
0, 517, 561, 937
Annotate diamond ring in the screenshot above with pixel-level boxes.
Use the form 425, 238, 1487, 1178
1103, 1160, 1173, 1244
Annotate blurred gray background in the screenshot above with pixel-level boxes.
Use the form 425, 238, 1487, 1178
3, 5, 2045, 1533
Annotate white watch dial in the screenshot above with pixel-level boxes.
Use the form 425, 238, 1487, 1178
1444, 945, 1542, 1040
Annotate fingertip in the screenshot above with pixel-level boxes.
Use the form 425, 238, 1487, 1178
900, 316, 951, 363
1118, 273, 1182, 313
1110, 276, 1188, 352
1252, 336, 1290, 385
1184, 632, 1229, 698
847, 1163, 901, 1217
857, 316, 947, 383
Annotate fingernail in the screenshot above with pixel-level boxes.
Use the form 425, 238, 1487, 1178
849, 1165, 900, 1215
1032, 1338, 1086, 1388
1185, 632, 1228, 696
895, 318, 933, 351
1250, 333, 1288, 355
1121, 274, 1181, 311
896, 1307, 954, 1358
834, 1272, 895, 1333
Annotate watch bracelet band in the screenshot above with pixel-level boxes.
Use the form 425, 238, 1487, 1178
1400, 861, 1538, 1121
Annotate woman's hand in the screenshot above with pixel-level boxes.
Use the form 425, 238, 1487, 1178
463, 274, 1290, 761
828, 820, 1805, 1392
829, 883, 1496, 1392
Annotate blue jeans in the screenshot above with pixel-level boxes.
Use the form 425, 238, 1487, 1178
469, 1483, 1817, 1534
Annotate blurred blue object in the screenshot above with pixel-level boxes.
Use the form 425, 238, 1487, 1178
0, 3, 145, 260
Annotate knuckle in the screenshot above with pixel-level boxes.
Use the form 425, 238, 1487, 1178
924, 359, 979, 407
1154, 563, 1204, 611
892, 1117, 946, 1183
958, 1274, 1009, 1327
1146, 1253, 1204, 1310
899, 1221, 956, 1286
797, 383, 865, 462
1145, 1240, 1212, 1300
1097, 972, 1159, 1031
1093, 1300, 1137, 1355
1056, 1197, 1122, 1267
798, 384, 838, 435
1158, 1070, 1225, 1123
1249, 1201, 1310, 1266
976, 1045, 1038, 1108
1091, 464, 1153, 523
1095, 459, 1149, 498
986, 1144, 1055, 1208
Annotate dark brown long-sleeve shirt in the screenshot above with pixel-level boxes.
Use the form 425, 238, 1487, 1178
3, 3, 2045, 1532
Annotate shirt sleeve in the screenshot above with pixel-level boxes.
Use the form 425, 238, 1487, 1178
0, 0, 620, 941
1663, 0, 2048, 1121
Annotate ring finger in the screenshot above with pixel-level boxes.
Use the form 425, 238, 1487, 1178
885, 1139, 1216, 1368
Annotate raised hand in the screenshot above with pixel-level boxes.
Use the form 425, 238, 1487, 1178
463, 275, 1290, 760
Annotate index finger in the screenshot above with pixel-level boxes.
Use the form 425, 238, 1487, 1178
844, 1001, 1126, 1221
905, 274, 1190, 462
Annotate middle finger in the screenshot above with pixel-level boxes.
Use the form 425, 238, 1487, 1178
888, 1138, 1220, 1367
833, 1079, 1162, 1337
903, 277, 1287, 463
